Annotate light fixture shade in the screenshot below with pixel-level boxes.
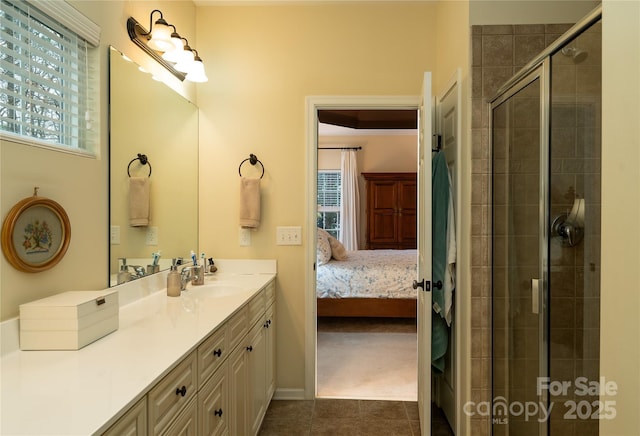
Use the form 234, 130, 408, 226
162, 33, 184, 63
174, 47, 195, 73
186, 58, 208, 82
147, 18, 173, 51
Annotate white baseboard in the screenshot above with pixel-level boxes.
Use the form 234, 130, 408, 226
273, 388, 307, 400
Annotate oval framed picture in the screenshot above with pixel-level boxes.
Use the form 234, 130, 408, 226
1, 194, 71, 273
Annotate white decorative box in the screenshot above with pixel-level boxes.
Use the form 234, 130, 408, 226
19, 290, 119, 350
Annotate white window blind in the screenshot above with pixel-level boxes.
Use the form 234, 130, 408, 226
318, 171, 341, 209
0, 0, 98, 155
317, 170, 341, 239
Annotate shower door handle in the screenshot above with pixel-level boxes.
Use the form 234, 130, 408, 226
531, 279, 539, 314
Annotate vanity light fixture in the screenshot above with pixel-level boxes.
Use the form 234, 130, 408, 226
145, 10, 173, 51
127, 10, 208, 82
186, 50, 208, 83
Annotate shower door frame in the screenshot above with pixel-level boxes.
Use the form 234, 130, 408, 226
489, 62, 550, 436
488, 5, 602, 435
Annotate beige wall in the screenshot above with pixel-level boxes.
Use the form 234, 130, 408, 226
600, 1, 640, 434
195, 2, 439, 393
317, 134, 417, 172
0, 1, 196, 320
470, 0, 601, 25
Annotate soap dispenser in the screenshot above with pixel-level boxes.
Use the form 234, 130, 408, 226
167, 258, 181, 297
117, 258, 131, 285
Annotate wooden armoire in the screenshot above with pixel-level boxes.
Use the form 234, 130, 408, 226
362, 172, 417, 249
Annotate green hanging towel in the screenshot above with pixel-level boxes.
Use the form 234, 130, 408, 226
431, 152, 449, 374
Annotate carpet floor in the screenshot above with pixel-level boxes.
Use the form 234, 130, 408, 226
317, 318, 417, 401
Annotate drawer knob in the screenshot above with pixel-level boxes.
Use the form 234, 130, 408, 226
175, 386, 187, 397
214, 408, 223, 417
264, 322, 269, 329
246, 346, 253, 352
213, 348, 222, 357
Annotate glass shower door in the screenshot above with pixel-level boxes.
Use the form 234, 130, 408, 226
491, 66, 547, 436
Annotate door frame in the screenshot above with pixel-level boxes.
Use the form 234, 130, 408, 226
304, 95, 421, 399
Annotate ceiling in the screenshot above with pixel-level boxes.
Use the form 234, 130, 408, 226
318, 109, 418, 136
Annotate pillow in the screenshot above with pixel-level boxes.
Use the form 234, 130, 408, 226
327, 235, 348, 260
316, 229, 332, 265
317, 227, 331, 240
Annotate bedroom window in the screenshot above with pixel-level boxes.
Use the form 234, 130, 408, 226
0, 0, 100, 156
317, 170, 341, 239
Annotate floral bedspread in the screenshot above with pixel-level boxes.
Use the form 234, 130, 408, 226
316, 249, 418, 299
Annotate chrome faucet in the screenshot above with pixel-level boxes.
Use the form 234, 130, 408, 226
130, 265, 146, 279
180, 266, 197, 291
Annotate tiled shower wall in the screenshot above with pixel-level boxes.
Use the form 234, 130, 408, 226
470, 23, 574, 435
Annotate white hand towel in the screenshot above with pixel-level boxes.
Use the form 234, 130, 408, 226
240, 177, 261, 228
444, 169, 456, 326
129, 177, 150, 227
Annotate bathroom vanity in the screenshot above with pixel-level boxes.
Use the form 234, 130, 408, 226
0, 260, 276, 436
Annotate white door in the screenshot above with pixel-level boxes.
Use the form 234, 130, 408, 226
416, 71, 433, 436
436, 70, 461, 434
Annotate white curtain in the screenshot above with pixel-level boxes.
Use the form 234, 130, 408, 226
340, 150, 360, 250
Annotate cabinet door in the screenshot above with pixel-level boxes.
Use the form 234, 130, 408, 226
102, 397, 147, 436
199, 361, 229, 436
367, 180, 399, 246
228, 345, 248, 436
265, 303, 276, 402
248, 321, 267, 436
161, 397, 198, 436
398, 180, 417, 248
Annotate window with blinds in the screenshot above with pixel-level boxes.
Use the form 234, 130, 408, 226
317, 170, 341, 239
0, 0, 96, 155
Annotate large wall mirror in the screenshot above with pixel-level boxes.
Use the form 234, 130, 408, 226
109, 46, 198, 286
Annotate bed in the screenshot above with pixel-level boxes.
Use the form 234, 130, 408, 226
316, 249, 418, 318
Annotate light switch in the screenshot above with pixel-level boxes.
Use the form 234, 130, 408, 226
110, 226, 120, 245
276, 226, 302, 245
239, 228, 251, 246
145, 226, 159, 245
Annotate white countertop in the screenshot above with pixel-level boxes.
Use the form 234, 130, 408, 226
0, 260, 276, 435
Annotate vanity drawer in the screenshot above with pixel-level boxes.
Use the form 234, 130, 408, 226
228, 305, 248, 352
102, 396, 147, 436
148, 351, 197, 435
248, 289, 265, 328
198, 326, 227, 387
265, 280, 275, 307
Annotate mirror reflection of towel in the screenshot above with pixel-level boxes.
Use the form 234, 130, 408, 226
129, 177, 150, 227
240, 177, 261, 228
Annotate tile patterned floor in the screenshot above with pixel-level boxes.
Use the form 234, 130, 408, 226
260, 318, 453, 435
258, 399, 454, 436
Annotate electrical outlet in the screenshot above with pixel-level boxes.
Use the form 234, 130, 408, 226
276, 226, 302, 245
239, 228, 251, 246
110, 225, 120, 245
145, 226, 159, 245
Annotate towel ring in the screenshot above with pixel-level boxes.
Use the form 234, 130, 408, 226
127, 153, 152, 177
238, 153, 264, 179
